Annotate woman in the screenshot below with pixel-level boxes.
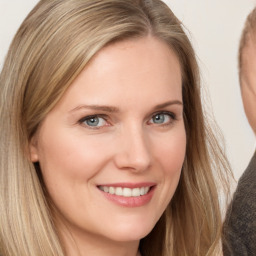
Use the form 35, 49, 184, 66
0, 0, 231, 255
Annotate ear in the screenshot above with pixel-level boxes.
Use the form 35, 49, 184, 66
29, 136, 39, 162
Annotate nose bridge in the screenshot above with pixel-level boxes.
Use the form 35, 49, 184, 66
115, 122, 151, 171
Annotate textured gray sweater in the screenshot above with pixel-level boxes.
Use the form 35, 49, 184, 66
222, 151, 256, 256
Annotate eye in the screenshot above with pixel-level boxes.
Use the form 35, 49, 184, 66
149, 112, 175, 125
80, 115, 108, 128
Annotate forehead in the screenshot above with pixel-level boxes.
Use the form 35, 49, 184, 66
81, 36, 181, 88
53, 36, 183, 113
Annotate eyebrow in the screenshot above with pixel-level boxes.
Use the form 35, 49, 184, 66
154, 100, 183, 109
69, 100, 183, 113
70, 105, 119, 113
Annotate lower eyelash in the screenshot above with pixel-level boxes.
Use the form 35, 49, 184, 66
78, 115, 108, 128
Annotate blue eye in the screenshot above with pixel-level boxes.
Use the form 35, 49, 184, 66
150, 113, 173, 124
82, 116, 107, 127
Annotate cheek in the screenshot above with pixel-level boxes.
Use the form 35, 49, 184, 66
155, 128, 186, 176
39, 132, 107, 176
36, 131, 112, 209
37, 132, 109, 212
150, 128, 186, 216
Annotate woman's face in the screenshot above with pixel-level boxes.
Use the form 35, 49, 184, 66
30, 36, 186, 248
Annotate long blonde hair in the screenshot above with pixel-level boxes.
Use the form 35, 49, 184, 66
0, 0, 231, 255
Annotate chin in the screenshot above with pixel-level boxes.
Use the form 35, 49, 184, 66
105, 220, 156, 242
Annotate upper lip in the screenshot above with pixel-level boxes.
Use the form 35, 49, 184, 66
97, 182, 156, 188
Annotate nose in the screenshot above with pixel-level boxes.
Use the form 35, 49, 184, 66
114, 125, 152, 172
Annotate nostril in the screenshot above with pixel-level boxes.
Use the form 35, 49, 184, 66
113, 131, 152, 172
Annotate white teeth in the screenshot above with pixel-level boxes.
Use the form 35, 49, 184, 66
109, 187, 115, 194
115, 187, 122, 196
123, 188, 132, 197
132, 188, 140, 197
99, 186, 151, 197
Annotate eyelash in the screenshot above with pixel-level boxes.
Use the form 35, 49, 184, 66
149, 111, 177, 126
78, 114, 109, 129
78, 111, 177, 129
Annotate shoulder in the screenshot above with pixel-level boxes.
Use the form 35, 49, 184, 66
235, 151, 256, 197
222, 151, 256, 255
228, 151, 256, 217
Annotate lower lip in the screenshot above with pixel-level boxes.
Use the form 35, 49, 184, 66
99, 187, 155, 207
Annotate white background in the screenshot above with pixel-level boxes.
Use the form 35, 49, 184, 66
0, 0, 255, 180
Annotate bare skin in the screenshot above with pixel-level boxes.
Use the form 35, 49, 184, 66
30, 36, 185, 256
240, 32, 256, 135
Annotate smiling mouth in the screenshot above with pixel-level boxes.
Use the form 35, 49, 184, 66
98, 186, 151, 197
